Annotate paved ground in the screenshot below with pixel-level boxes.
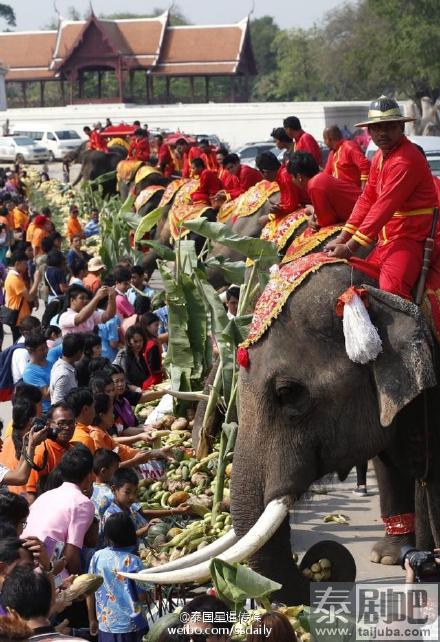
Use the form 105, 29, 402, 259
293, 467, 403, 583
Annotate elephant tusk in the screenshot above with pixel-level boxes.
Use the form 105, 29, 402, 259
121, 496, 289, 584
142, 529, 239, 574
162, 389, 211, 402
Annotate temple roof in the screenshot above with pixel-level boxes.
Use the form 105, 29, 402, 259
0, 13, 256, 82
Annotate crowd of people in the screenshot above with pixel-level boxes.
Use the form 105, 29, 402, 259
0, 93, 439, 642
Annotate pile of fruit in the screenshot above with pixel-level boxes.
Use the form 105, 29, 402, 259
140, 511, 232, 567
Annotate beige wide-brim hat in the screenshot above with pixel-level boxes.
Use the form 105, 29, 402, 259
88, 257, 106, 272
355, 95, 416, 128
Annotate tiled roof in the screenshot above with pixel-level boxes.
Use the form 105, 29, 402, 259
0, 14, 255, 82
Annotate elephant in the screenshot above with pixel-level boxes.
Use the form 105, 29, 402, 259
65, 143, 128, 196
118, 164, 170, 202
126, 260, 440, 605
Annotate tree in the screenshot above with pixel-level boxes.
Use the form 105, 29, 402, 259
249, 16, 279, 76
101, 5, 189, 25
0, 3, 15, 29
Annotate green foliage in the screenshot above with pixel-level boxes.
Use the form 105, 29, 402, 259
0, 3, 15, 27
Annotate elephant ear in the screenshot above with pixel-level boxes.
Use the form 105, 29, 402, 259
364, 285, 437, 427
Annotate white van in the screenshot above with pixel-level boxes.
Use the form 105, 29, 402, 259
0, 136, 50, 163
11, 126, 83, 161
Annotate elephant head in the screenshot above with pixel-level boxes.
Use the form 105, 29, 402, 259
124, 262, 436, 602
229, 263, 436, 602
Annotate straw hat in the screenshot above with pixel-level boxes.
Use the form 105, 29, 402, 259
88, 256, 106, 272
355, 95, 416, 128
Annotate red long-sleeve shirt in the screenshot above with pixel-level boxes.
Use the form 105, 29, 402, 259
324, 139, 370, 187
191, 169, 224, 204
201, 149, 219, 172
88, 130, 107, 152
308, 172, 361, 227
237, 164, 262, 191
218, 168, 242, 199
343, 136, 437, 247
158, 145, 175, 177
127, 136, 150, 162
294, 130, 322, 166
182, 146, 203, 178
275, 165, 301, 215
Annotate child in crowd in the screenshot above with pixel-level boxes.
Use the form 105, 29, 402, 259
44, 324, 62, 349
87, 512, 148, 642
91, 449, 121, 520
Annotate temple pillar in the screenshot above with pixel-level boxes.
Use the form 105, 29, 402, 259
97, 71, 102, 99
165, 77, 170, 102
204, 76, 210, 102
21, 81, 27, 107
190, 76, 195, 102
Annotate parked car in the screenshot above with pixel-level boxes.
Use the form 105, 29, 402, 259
0, 136, 50, 163
234, 141, 275, 166
12, 126, 82, 161
366, 135, 440, 176
194, 134, 224, 149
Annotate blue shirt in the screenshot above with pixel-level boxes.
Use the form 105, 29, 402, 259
98, 316, 120, 361
84, 220, 100, 237
47, 343, 63, 365
89, 546, 147, 633
127, 285, 155, 307
101, 501, 147, 543
22, 361, 52, 411
91, 483, 114, 520
154, 305, 168, 334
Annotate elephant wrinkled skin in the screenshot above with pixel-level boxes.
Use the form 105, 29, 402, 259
231, 262, 439, 604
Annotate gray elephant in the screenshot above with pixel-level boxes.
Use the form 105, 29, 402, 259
65, 144, 127, 196
127, 260, 440, 605
118, 164, 170, 202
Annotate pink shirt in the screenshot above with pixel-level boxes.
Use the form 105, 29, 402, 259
59, 308, 104, 336
121, 313, 137, 337
116, 291, 135, 319
24, 481, 94, 550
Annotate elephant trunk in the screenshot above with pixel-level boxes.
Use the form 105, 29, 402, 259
230, 446, 311, 604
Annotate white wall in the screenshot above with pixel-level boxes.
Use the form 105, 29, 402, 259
0, 101, 375, 148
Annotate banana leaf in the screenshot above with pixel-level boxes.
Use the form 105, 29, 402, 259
205, 255, 246, 285
119, 193, 136, 215
89, 170, 116, 185
184, 219, 279, 263
139, 240, 176, 261
123, 211, 141, 230
181, 272, 209, 384
134, 206, 166, 241
194, 268, 234, 403
210, 558, 281, 612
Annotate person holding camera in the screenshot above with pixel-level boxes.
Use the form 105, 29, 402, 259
24, 402, 76, 503
0, 399, 50, 495
401, 545, 440, 583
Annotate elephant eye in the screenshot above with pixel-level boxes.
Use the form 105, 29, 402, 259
275, 381, 311, 416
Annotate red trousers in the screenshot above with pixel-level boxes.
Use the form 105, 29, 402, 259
363, 238, 424, 300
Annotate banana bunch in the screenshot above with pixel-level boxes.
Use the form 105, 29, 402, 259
162, 512, 232, 560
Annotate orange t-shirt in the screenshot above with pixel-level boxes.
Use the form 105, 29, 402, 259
26, 440, 70, 495
83, 272, 101, 293
26, 220, 36, 243
31, 228, 48, 257
0, 436, 23, 494
11, 207, 29, 231
4, 270, 30, 323
71, 423, 96, 454
67, 216, 83, 240
88, 426, 137, 462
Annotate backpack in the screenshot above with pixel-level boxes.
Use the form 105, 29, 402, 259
0, 343, 26, 401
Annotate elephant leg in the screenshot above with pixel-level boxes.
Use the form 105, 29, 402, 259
371, 453, 415, 564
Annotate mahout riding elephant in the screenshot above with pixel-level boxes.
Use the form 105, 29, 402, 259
228, 261, 440, 604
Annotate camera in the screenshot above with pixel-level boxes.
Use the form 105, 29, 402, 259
400, 545, 440, 583
31, 416, 58, 442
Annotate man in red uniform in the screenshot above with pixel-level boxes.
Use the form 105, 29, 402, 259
283, 116, 322, 166
323, 125, 370, 188
199, 139, 219, 172
190, 158, 223, 205
83, 124, 107, 152
287, 151, 360, 228
175, 138, 203, 178
255, 151, 301, 217
326, 96, 437, 300
127, 128, 151, 162
271, 127, 293, 164
222, 153, 262, 197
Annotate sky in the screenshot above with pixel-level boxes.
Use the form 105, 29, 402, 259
9, 0, 348, 31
